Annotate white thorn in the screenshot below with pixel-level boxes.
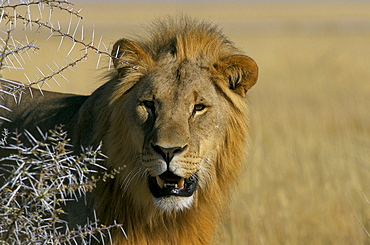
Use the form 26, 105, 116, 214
57, 21, 64, 52
96, 54, 102, 69
108, 56, 112, 71
67, 42, 76, 56
27, 4, 32, 23
0, 9, 4, 25
36, 83, 44, 96
13, 9, 16, 28
72, 15, 81, 39
67, 14, 72, 34
36, 66, 45, 77
24, 73, 31, 84
28, 85, 34, 99
97, 36, 103, 53
81, 25, 84, 41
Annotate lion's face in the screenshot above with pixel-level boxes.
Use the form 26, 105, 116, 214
119, 60, 229, 212
105, 34, 258, 213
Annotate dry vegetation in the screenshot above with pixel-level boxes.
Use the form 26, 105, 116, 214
1, 1, 369, 244
224, 33, 370, 244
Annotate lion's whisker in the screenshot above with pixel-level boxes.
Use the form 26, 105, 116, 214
121, 165, 143, 193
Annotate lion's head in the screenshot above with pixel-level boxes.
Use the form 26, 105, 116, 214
78, 17, 258, 243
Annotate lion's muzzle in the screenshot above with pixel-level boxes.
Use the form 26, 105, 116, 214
148, 170, 198, 198
151, 144, 188, 165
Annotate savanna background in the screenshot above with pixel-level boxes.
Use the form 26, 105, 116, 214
2, 1, 370, 244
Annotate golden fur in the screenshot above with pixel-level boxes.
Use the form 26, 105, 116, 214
0, 17, 258, 244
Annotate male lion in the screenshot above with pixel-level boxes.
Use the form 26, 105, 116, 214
0, 17, 258, 244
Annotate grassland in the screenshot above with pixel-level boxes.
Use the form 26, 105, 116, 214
3, 1, 370, 244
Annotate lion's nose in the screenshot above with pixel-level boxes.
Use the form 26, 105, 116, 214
151, 144, 188, 164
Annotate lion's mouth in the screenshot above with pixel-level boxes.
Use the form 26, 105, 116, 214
148, 171, 198, 198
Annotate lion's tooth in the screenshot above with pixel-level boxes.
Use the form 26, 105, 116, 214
156, 176, 164, 189
178, 178, 185, 189
164, 183, 175, 188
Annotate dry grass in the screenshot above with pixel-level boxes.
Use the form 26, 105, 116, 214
3, 1, 370, 244
222, 34, 370, 244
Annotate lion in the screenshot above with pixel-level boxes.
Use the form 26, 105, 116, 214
0, 17, 258, 244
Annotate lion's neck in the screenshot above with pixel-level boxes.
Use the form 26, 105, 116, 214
112, 209, 217, 245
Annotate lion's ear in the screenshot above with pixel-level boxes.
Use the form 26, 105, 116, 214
214, 55, 258, 97
112, 38, 152, 73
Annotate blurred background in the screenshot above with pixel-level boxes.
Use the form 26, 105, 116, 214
2, 1, 370, 244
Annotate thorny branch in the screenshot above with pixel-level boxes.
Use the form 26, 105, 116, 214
0, 0, 139, 102
32, 52, 88, 86
0, 126, 125, 244
0, 30, 11, 69
0, 30, 39, 69
0, 2, 129, 242
0, 0, 83, 19
1, 12, 112, 57
0, 0, 119, 111
0, 52, 88, 97
0, 55, 88, 107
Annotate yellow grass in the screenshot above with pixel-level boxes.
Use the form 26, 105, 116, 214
223, 33, 370, 244
3, 1, 370, 244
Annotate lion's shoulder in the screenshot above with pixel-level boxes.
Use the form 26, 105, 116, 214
0, 88, 87, 145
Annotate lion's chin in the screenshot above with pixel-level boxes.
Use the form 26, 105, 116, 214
153, 195, 194, 212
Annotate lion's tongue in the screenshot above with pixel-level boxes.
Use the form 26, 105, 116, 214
156, 176, 185, 189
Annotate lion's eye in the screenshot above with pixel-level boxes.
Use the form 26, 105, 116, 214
143, 100, 155, 110
194, 104, 206, 112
